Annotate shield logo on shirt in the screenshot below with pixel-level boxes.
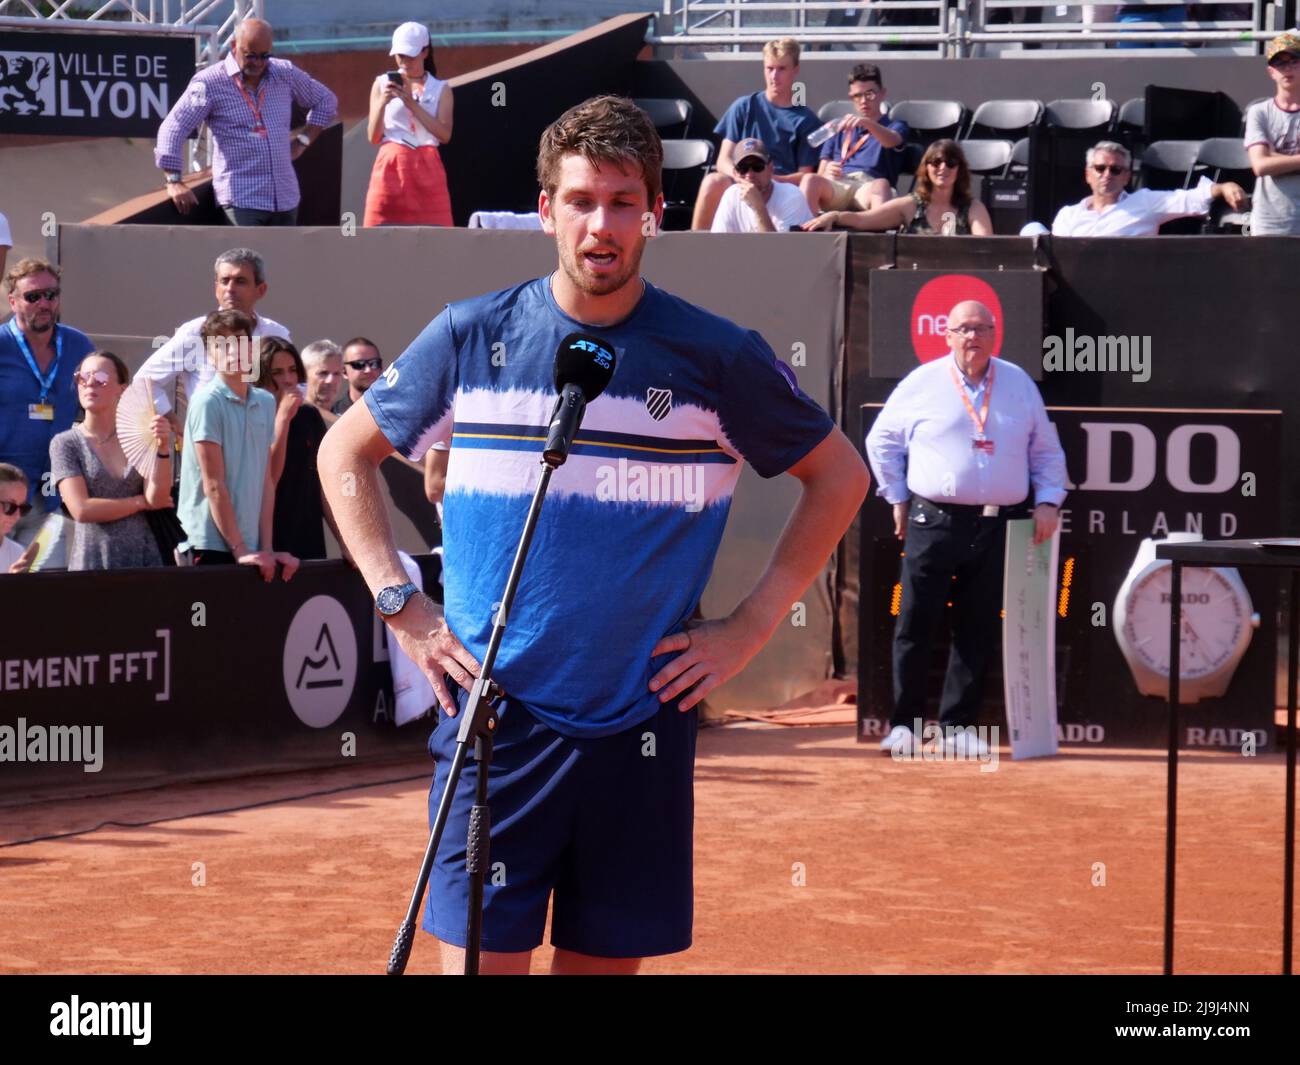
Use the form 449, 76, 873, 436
645, 387, 672, 422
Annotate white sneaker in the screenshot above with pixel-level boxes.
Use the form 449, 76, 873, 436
879, 725, 915, 756
943, 729, 989, 759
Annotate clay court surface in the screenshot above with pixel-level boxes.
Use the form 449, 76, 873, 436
1, 723, 1293, 975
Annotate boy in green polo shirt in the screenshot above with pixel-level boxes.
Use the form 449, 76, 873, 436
176, 308, 298, 580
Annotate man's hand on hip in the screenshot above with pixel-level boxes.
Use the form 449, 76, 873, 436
892, 500, 910, 540
1032, 503, 1060, 545
387, 594, 482, 715
648, 614, 768, 712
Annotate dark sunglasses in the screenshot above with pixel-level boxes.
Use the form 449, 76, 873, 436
926, 158, 959, 169
242, 50, 273, 61
735, 160, 767, 175
73, 370, 113, 387
0, 500, 33, 517
1091, 164, 1127, 175
1270, 53, 1299, 68
346, 357, 382, 371
20, 287, 60, 304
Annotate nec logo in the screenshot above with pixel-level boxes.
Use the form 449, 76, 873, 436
1071, 423, 1240, 495
909, 273, 1004, 363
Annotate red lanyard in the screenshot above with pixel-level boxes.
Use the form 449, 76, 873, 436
840, 129, 871, 164
949, 359, 994, 436
233, 73, 266, 131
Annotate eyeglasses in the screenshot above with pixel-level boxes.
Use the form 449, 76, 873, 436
1091, 164, 1127, 176
1270, 53, 1299, 68
20, 287, 60, 304
947, 324, 995, 337
242, 50, 273, 61
735, 160, 767, 175
849, 90, 880, 101
926, 159, 958, 170
73, 370, 112, 387
346, 358, 382, 372
0, 500, 33, 518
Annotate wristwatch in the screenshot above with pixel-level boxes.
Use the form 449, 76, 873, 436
295, 133, 311, 147
164, 171, 182, 184
376, 582, 420, 617
1113, 533, 1258, 703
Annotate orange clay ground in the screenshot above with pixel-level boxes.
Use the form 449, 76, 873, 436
0, 722, 1293, 975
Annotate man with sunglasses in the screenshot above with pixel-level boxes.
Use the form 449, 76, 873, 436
1051, 140, 1247, 237
710, 139, 814, 233
155, 17, 337, 226
333, 338, 384, 416
0, 258, 95, 547
1244, 33, 1300, 236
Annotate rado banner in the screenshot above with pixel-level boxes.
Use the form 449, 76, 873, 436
0, 30, 194, 136
858, 405, 1282, 750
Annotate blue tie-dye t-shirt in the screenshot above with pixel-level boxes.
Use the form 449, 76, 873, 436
365, 276, 833, 738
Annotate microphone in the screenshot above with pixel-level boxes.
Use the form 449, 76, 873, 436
543, 333, 616, 467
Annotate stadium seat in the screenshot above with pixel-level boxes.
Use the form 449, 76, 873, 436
1196, 137, 1255, 233
896, 141, 925, 194
1137, 140, 1202, 190
1010, 137, 1030, 172
818, 99, 856, 124
966, 99, 1044, 141
633, 97, 693, 138
1239, 97, 1270, 134
660, 138, 715, 230
886, 100, 967, 146
957, 138, 1014, 176
1045, 99, 1117, 136
1116, 97, 1145, 148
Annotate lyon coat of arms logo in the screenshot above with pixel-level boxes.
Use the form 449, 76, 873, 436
0, 53, 53, 116
645, 387, 672, 421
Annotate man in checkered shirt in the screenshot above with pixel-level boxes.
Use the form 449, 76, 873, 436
155, 18, 337, 226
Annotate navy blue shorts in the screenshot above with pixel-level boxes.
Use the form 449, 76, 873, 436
421, 687, 698, 957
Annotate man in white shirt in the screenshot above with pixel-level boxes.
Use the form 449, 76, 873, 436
711, 138, 814, 233
134, 247, 291, 429
1051, 141, 1247, 237
1244, 33, 1300, 235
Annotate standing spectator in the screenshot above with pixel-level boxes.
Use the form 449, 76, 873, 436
301, 339, 345, 413
176, 309, 297, 580
134, 248, 291, 430
691, 39, 820, 230
0, 464, 35, 573
155, 17, 338, 226
0, 210, 11, 279
1, 259, 96, 547
800, 64, 908, 216
49, 352, 173, 571
711, 139, 814, 232
803, 140, 993, 234
364, 22, 454, 227
866, 301, 1068, 758
1245, 33, 1300, 236
255, 337, 330, 560
334, 337, 383, 416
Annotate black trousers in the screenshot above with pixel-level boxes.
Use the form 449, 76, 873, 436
891, 497, 1011, 729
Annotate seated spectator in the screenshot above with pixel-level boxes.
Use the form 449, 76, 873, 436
334, 337, 383, 415
176, 309, 297, 579
1051, 141, 1247, 236
365, 22, 454, 226
1, 258, 96, 553
803, 140, 993, 234
1244, 34, 1300, 236
301, 339, 345, 414
691, 38, 820, 230
49, 352, 173, 571
800, 64, 908, 216
134, 247, 291, 434
255, 336, 331, 560
1115, 3, 1188, 49
0, 209, 10, 279
0, 463, 36, 573
711, 139, 814, 232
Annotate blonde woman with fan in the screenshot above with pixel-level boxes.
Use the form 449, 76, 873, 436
48, 352, 173, 570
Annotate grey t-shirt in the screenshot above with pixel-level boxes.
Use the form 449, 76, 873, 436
1243, 98, 1300, 235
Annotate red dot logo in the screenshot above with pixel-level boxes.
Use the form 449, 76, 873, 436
909, 274, 1004, 363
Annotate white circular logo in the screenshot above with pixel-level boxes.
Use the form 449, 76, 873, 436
283, 595, 357, 728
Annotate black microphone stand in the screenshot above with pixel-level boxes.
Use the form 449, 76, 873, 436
386, 446, 567, 976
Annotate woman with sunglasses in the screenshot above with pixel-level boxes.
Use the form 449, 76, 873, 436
802, 139, 992, 235
255, 337, 330, 560
364, 22, 454, 227
48, 352, 173, 570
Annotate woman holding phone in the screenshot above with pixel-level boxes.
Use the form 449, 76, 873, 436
364, 21, 454, 226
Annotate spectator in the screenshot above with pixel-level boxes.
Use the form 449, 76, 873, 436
364, 22, 454, 227
1051, 141, 1247, 236
134, 247, 291, 431
691, 38, 820, 230
711, 138, 814, 232
803, 140, 993, 234
48, 352, 173, 571
0, 210, 11, 279
0, 464, 36, 573
1115, 3, 1188, 49
800, 64, 908, 216
1244, 33, 1300, 236
334, 337, 383, 416
301, 339, 344, 413
255, 336, 330, 560
155, 17, 338, 226
176, 309, 297, 580
1, 258, 96, 549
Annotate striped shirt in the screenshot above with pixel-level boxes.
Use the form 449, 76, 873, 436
155, 53, 337, 212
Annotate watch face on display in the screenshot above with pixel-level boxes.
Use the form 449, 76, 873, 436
1121, 566, 1247, 679
376, 586, 408, 616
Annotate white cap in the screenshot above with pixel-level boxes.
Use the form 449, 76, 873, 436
390, 21, 429, 57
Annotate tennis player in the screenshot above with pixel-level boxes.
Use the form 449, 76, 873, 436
320, 96, 869, 975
